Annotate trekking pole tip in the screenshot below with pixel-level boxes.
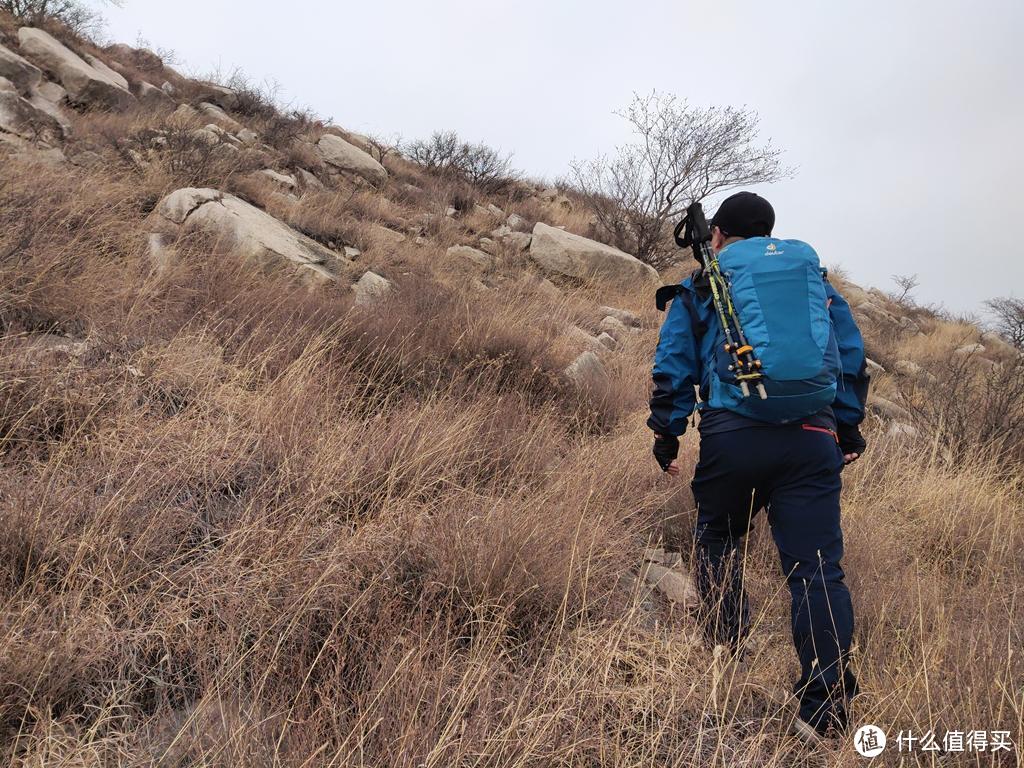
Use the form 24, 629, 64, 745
757, 383, 768, 400
740, 381, 751, 398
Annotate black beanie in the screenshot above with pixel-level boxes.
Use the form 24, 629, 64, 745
710, 192, 775, 238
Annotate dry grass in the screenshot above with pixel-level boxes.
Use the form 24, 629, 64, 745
0, 58, 1022, 768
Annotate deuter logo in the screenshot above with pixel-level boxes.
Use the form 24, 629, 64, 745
854, 725, 887, 757
765, 243, 783, 255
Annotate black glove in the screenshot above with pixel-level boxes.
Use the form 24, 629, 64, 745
652, 433, 680, 471
837, 423, 867, 460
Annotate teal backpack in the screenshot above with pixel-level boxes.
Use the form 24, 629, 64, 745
707, 237, 841, 423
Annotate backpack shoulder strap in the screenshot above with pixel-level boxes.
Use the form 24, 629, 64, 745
654, 271, 708, 338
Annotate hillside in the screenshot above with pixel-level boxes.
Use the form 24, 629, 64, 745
1, 16, 1022, 767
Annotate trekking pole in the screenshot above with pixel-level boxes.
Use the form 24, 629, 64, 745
674, 203, 768, 400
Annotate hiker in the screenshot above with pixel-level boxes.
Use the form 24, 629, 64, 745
647, 192, 870, 739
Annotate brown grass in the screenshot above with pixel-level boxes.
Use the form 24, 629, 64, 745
0, 57, 1022, 768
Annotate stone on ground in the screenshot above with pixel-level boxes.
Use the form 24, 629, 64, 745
352, 271, 394, 305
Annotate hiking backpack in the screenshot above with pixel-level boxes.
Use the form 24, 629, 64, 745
698, 237, 841, 423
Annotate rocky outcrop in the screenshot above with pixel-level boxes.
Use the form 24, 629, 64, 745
199, 102, 242, 132
529, 222, 658, 285
194, 82, 237, 111
83, 53, 129, 90
0, 77, 64, 141
17, 28, 135, 110
0, 42, 43, 93
154, 188, 345, 282
134, 80, 174, 108
315, 133, 387, 185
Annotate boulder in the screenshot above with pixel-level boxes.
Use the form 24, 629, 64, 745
256, 169, 298, 192
0, 81, 63, 140
236, 128, 259, 146
953, 342, 985, 357
599, 315, 632, 340
0, 42, 43, 93
487, 203, 504, 217
519, 273, 561, 300
530, 222, 658, 285
33, 80, 66, 103
447, 244, 493, 270
194, 82, 238, 111
198, 101, 242, 132
26, 89, 70, 134
17, 27, 135, 110
134, 80, 174, 108
170, 103, 200, 124
869, 394, 910, 421
564, 350, 609, 388
369, 224, 406, 247
295, 167, 324, 192
599, 306, 641, 328
106, 43, 164, 71
83, 53, 129, 90
154, 188, 345, 281
506, 212, 527, 230
315, 133, 387, 185
596, 332, 617, 350
477, 237, 498, 255
352, 271, 393, 305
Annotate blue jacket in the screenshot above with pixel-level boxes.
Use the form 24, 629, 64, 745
647, 269, 870, 437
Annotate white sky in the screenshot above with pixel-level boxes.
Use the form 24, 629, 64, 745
98, 0, 1023, 314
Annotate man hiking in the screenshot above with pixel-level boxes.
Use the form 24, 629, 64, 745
647, 191, 870, 739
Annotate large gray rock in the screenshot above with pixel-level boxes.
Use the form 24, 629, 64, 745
154, 188, 344, 282
0, 79, 63, 140
530, 222, 658, 285
194, 82, 238, 111
134, 80, 174, 108
0, 42, 43, 93
198, 102, 242, 132
83, 53, 129, 90
315, 133, 387, 185
17, 28, 134, 110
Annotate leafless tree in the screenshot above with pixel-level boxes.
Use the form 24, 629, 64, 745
0, 0, 121, 36
405, 130, 518, 193
568, 92, 790, 269
891, 273, 920, 305
986, 296, 1024, 350
365, 133, 401, 165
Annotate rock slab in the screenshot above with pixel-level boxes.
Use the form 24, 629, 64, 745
17, 27, 135, 110
530, 222, 658, 285
155, 188, 344, 281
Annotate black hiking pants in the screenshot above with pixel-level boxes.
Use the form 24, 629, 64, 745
691, 424, 857, 733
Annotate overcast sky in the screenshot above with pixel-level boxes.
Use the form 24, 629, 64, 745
98, 0, 1022, 314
